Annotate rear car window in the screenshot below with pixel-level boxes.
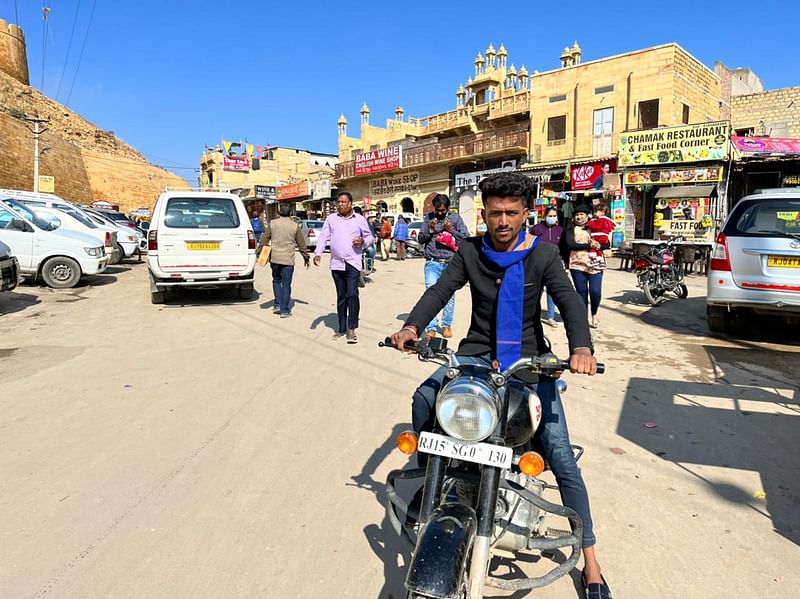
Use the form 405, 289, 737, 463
306, 221, 323, 229
164, 198, 240, 229
731, 199, 800, 236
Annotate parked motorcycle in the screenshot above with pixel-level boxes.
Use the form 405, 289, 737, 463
380, 337, 604, 599
634, 238, 689, 306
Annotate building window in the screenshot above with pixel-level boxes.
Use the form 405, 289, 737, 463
594, 84, 615, 95
548, 94, 567, 104
682, 103, 690, 124
734, 127, 754, 136
593, 107, 614, 156
370, 144, 380, 151
547, 115, 567, 143
637, 99, 659, 129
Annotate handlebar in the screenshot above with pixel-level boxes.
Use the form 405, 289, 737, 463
379, 337, 605, 375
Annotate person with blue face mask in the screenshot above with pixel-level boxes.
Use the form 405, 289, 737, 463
531, 207, 565, 326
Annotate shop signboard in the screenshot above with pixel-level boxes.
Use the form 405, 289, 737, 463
354, 146, 402, 176
624, 166, 724, 185
38, 175, 55, 193
570, 159, 618, 190
277, 181, 310, 200
254, 185, 276, 200
454, 161, 517, 190
619, 121, 729, 167
783, 175, 800, 186
654, 197, 714, 241
369, 172, 420, 197
732, 136, 800, 154
312, 179, 332, 200
223, 155, 250, 172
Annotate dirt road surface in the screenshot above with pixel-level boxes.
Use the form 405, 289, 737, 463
1, 258, 798, 598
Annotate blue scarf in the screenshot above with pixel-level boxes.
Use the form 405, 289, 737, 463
481, 230, 539, 369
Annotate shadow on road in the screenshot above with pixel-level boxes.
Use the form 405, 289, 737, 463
0, 291, 41, 316
617, 348, 800, 547
159, 287, 262, 307
310, 312, 339, 333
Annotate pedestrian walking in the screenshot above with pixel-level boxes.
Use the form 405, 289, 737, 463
313, 191, 374, 344
379, 217, 392, 261
531, 207, 565, 327
258, 203, 310, 318
250, 208, 264, 244
417, 194, 469, 339
565, 205, 609, 328
393, 215, 409, 260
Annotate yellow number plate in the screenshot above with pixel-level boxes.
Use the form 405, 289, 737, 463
768, 255, 800, 268
186, 242, 221, 251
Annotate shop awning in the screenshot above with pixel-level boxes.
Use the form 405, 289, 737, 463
655, 184, 717, 199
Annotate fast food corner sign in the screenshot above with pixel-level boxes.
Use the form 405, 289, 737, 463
619, 121, 730, 166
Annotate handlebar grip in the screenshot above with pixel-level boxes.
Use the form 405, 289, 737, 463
379, 337, 420, 351
379, 337, 396, 348
596, 363, 605, 374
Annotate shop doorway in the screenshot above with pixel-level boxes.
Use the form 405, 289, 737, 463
401, 197, 414, 214
458, 190, 476, 235
746, 171, 781, 196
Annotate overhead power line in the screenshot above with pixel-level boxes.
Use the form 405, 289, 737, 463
56, 0, 82, 102
65, 0, 97, 107
41, 1, 51, 92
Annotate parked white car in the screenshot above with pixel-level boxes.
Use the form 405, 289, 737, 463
1, 239, 20, 292
0, 197, 108, 288
84, 207, 145, 260
146, 190, 257, 303
26, 205, 121, 266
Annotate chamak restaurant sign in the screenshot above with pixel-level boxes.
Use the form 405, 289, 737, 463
619, 121, 729, 167
354, 146, 402, 176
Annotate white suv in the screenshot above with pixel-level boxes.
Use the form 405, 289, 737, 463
147, 190, 257, 304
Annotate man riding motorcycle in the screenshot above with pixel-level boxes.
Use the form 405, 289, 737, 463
390, 172, 611, 598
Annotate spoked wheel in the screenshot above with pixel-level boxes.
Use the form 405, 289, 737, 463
674, 283, 688, 299
642, 279, 665, 306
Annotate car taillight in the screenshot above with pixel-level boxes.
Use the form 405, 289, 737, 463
710, 232, 731, 271
247, 230, 256, 249
148, 229, 158, 251
104, 231, 111, 247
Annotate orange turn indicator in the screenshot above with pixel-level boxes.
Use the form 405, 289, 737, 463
397, 431, 419, 455
519, 451, 545, 477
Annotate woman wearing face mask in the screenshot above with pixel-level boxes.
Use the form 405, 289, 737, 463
565, 205, 608, 328
531, 207, 564, 326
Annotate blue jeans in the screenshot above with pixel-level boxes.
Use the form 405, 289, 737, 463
270, 263, 294, 314
545, 293, 556, 321
331, 263, 361, 333
570, 269, 603, 316
424, 260, 455, 332
411, 355, 596, 547
365, 243, 376, 272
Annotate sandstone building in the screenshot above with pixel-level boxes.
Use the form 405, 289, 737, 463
0, 18, 188, 213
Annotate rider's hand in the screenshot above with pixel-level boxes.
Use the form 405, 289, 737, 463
569, 347, 598, 375
443, 219, 454, 233
429, 219, 438, 231
353, 237, 365, 249
391, 325, 419, 353
313, 255, 321, 267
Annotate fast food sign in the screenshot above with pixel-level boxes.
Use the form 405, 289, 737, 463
619, 121, 729, 167
354, 146, 402, 176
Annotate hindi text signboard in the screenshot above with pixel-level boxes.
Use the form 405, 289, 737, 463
369, 172, 420, 197
277, 181, 310, 201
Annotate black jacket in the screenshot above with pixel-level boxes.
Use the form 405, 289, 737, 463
406, 236, 593, 359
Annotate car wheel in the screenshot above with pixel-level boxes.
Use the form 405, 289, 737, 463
706, 306, 731, 333
41, 256, 82, 288
151, 290, 165, 304
114, 243, 125, 263
238, 284, 254, 300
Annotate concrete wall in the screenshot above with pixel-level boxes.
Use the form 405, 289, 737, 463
0, 19, 28, 84
731, 87, 800, 138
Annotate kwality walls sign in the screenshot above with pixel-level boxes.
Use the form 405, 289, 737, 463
354, 145, 402, 176
619, 121, 729, 167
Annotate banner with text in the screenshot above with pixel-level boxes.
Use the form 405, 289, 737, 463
354, 146, 402, 176
731, 136, 800, 155
277, 181, 310, 200
570, 159, 618, 191
619, 121, 729, 167
223, 155, 251, 172
654, 197, 714, 242
369, 172, 420, 197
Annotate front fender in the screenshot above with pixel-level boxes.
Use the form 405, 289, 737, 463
406, 502, 476, 599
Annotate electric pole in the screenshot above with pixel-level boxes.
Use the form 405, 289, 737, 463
23, 115, 50, 192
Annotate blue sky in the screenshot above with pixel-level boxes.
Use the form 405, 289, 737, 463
8, 0, 800, 182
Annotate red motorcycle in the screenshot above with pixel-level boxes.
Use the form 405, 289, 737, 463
634, 238, 688, 306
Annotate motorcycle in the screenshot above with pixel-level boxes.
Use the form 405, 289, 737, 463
634, 238, 689, 306
380, 337, 604, 599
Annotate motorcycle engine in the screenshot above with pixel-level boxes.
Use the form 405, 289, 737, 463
493, 471, 545, 552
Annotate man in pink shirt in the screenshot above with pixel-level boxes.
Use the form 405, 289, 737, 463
313, 192, 374, 343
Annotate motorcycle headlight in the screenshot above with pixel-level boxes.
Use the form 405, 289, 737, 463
436, 377, 501, 442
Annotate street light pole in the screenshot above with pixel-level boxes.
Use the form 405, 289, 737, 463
23, 115, 50, 192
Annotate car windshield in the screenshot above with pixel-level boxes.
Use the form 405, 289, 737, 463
54, 204, 98, 228
733, 199, 800, 237
101, 211, 130, 222
164, 197, 240, 229
1, 198, 53, 230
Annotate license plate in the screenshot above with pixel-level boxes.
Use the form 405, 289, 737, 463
768, 255, 800, 268
186, 242, 221, 251
418, 431, 512, 469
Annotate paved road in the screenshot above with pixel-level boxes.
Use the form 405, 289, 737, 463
1, 258, 798, 598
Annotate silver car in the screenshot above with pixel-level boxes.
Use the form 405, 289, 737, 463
706, 189, 800, 332
299, 219, 324, 249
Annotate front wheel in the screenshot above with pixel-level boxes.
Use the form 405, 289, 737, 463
41, 256, 82, 288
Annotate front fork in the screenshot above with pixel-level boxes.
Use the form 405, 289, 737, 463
468, 465, 502, 598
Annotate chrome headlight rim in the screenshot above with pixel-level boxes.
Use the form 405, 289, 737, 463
435, 376, 501, 443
